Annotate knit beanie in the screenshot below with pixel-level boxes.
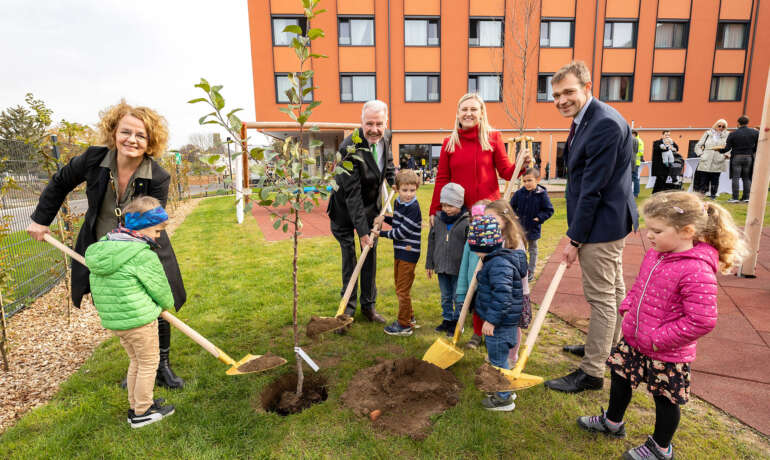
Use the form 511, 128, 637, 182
440, 182, 465, 208
467, 215, 503, 254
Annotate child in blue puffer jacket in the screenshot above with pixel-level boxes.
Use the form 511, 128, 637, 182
468, 214, 528, 412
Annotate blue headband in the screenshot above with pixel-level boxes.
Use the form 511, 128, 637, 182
124, 206, 168, 230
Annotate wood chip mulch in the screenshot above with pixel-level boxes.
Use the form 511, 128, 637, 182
0, 198, 202, 434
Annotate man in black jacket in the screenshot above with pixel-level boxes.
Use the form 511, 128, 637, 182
719, 115, 759, 202
327, 100, 395, 322
651, 130, 680, 194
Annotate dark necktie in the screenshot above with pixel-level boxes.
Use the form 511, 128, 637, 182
566, 121, 577, 148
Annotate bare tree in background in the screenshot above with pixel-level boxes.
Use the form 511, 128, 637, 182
500, 0, 539, 136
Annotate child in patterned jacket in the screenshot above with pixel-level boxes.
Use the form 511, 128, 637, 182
576, 191, 746, 460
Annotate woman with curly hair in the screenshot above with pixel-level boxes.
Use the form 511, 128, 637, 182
27, 100, 187, 389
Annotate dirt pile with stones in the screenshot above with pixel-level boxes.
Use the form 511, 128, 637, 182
475, 363, 514, 392
306, 314, 351, 337
341, 357, 462, 439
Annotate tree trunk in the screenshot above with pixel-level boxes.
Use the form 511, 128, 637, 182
293, 207, 304, 396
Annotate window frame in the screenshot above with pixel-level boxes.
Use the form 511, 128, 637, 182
599, 74, 634, 102
468, 73, 503, 102
339, 73, 377, 103
540, 18, 575, 48
271, 15, 307, 47
537, 73, 554, 102
404, 73, 441, 102
603, 20, 637, 49
404, 16, 441, 47
654, 20, 689, 49
468, 17, 504, 47
275, 73, 313, 104
337, 15, 375, 47
649, 74, 684, 102
715, 21, 750, 50
709, 74, 744, 102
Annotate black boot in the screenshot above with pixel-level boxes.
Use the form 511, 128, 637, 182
156, 317, 185, 389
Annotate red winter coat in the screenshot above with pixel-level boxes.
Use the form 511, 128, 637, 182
619, 242, 719, 363
429, 127, 516, 215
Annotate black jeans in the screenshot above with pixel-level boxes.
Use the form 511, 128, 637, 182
696, 171, 721, 198
731, 155, 753, 200
330, 220, 378, 314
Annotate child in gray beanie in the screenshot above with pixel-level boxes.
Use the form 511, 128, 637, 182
426, 182, 470, 336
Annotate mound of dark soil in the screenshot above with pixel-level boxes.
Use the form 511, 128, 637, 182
306, 315, 351, 337
237, 352, 286, 373
475, 363, 513, 392
260, 373, 328, 416
341, 357, 462, 439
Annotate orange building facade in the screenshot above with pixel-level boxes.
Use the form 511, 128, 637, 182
247, 0, 769, 177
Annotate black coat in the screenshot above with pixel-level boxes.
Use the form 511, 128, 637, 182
564, 99, 638, 244
30, 146, 186, 310
327, 130, 396, 236
719, 126, 759, 179
651, 138, 680, 178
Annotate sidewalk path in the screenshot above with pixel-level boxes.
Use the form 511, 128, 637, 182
251, 198, 331, 241
531, 229, 770, 436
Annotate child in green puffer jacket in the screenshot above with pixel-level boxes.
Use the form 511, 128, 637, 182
85, 196, 175, 428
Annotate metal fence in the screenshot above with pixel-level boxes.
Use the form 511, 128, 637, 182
0, 139, 86, 318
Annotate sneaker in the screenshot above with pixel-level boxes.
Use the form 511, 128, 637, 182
445, 320, 459, 337
384, 321, 413, 336
127, 398, 166, 423
576, 407, 626, 438
727, 199, 740, 203
481, 393, 516, 411
129, 401, 175, 428
465, 334, 483, 349
742, 199, 750, 203
410, 316, 420, 329
622, 436, 674, 460
434, 320, 450, 333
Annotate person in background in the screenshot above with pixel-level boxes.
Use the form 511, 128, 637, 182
509, 168, 554, 281
651, 131, 680, 194
693, 119, 730, 199
631, 130, 644, 197
718, 115, 759, 203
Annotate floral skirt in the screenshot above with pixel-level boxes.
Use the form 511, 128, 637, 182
607, 339, 691, 405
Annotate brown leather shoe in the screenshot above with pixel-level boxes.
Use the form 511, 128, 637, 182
362, 308, 386, 323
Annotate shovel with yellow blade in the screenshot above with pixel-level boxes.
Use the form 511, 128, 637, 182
43, 233, 285, 376
494, 262, 567, 390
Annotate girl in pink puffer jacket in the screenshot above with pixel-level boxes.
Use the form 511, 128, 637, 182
577, 191, 747, 460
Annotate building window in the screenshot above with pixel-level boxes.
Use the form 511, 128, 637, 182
405, 18, 440, 46
272, 16, 307, 46
540, 20, 573, 47
537, 74, 554, 101
468, 74, 501, 102
338, 17, 374, 46
275, 74, 313, 103
716, 22, 749, 49
655, 21, 689, 48
603, 21, 636, 48
469, 18, 503, 47
599, 75, 633, 102
650, 75, 683, 102
405, 74, 440, 102
340, 74, 376, 102
710, 75, 743, 101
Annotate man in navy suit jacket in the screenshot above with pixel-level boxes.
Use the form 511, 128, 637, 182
544, 61, 639, 393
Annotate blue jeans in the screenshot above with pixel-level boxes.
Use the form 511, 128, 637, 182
437, 273, 459, 321
486, 325, 519, 400
526, 239, 538, 280
631, 167, 640, 197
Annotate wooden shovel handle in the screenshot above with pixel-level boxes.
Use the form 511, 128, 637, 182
522, 262, 567, 354
43, 234, 235, 366
335, 188, 396, 317
451, 259, 483, 345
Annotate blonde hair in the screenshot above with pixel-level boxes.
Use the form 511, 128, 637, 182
552, 60, 592, 86
642, 191, 748, 273
98, 99, 169, 158
445, 93, 493, 153
395, 169, 420, 188
123, 196, 163, 215
712, 119, 728, 130
484, 200, 526, 248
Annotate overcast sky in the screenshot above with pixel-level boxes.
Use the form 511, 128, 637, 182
0, 0, 258, 149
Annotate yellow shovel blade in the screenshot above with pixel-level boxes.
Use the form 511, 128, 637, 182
422, 337, 464, 369
494, 366, 545, 391
225, 354, 287, 376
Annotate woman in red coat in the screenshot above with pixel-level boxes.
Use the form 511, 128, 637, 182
429, 92, 529, 347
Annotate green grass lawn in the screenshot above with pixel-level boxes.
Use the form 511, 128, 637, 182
1, 186, 768, 459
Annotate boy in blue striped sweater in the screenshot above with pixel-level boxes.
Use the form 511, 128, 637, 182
375, 169, 422, 336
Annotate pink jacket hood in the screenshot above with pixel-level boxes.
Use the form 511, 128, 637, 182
619, 242, 718, 363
